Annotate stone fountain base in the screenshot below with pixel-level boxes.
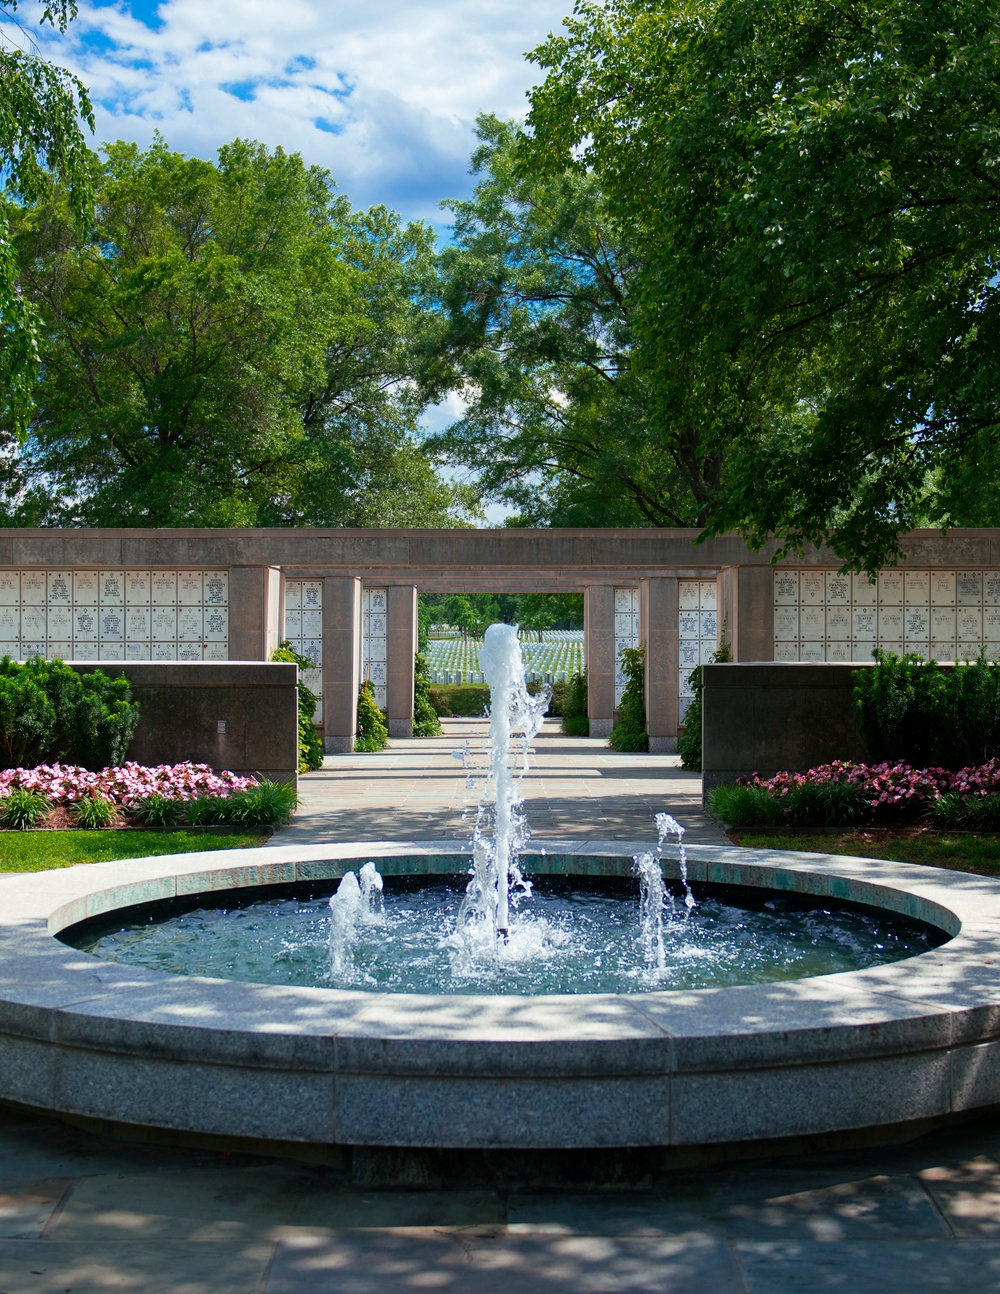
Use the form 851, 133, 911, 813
1, 841, 998, 1175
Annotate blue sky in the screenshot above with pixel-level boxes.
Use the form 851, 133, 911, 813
39, 0, 572, 223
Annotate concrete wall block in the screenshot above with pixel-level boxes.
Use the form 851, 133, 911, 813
585, 586, 616, 726
89, 661, 299, 780
322, 576, 361, 753
386, 585, 417, 735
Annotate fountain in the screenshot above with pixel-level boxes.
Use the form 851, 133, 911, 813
0, 620, 996, 1180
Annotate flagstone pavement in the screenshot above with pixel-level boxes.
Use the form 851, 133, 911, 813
3, 720, 1000, 1290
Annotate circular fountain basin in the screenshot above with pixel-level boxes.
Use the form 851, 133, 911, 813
2, 840, 1000, 1158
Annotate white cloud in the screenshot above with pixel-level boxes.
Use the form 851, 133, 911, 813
43, 0, 570, 219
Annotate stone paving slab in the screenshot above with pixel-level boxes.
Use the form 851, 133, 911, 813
265, 1228, 746, 1293
270, 719, 728, 847
4, 1103, 1000, 1289
0, 1237, 273, 1292
735, 1239, 1000, 1292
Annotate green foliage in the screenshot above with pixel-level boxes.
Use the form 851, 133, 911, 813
3, 135, 478, 528
222, 780, 299, 826
424, 115, 718, 529
609, 646, 648, 752
130, 793, 183, 827
0, 789, 50, 829
931, 793, 1000, 830
0, 0, 94, 436
0, 656, 138, 770
73, 793, 117, 829
561, 669, 589, 736
271, 642, 324, 772
854, 650, 1000, 768
412, 652, 442, 737
426, 684, 489, 717
181, 781, 298, 827
707, 781, 864, 829
355, 680, 389, 752
678, 637, 734, 771
525, 0, 1000, 571
184, 795, 228, 826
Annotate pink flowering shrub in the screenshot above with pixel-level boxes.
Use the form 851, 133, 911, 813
0, 762, 256, 808
713, 758, 1000, 827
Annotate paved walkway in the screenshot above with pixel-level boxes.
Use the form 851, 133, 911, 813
270, 718, 728, 847
6, 728, 1000, 1290
4, 1101, 1000, 1290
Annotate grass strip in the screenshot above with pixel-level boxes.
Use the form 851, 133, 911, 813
0, 830, 267, 873
730, 829, 1000, 876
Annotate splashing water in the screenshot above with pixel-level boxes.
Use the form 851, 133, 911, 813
455, 624, 550, 958
633, 814, 696, 977
329, 623, 699, 987
328, 861, 384, 977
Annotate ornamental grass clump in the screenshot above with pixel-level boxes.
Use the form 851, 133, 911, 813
74, 794, 118, 829
222, 780, 299, 826
130, 793, 184, 827
0, 790, 51, 830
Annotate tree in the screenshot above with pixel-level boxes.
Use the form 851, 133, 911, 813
422, 115, 723, 528
3, 136, 478, 527
1, 0, 93, 435
526, 0, 1000, 571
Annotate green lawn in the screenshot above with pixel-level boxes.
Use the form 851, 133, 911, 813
0, 830, 268, 873
730, 829, 1000, 876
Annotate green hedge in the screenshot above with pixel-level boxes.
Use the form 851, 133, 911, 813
855, 649, 1000, 768
0, 656, 139, 771
427, 684, 490, 717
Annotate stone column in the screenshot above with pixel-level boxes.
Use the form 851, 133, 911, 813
640, 577, 679, 754
386, 585, 418, 738
322, 576, 361, 754
736, 566, 775, 661
585, 585, 616, 738
228, 566, 282, 660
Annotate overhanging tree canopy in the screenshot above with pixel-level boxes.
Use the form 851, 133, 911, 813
525, 0, 1000, 570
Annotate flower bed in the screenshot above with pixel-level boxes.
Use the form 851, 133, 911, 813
0, 763, 297, 830
709, 760, 1000, 830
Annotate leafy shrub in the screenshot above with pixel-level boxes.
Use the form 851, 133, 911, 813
854, 649, 1000, 769
709, 778, 864, 828
184, 795, 229, 826
930, 791, 1000, 830
355, 680, 389, 752
131, 793, 184, 827
427, 685, 489, 717
609, 647, 648, 752
413, 652, 442, 737
708, 784, 782, 827
427, 687, 453, 717
74, 794, 118, 829
854, 651, 947, 765
222, 779, 299, 826
271, 643, 324, 772
0, 657, 139, 771
561, 670, 589, 736
0, 789, 51, 830
678, 638, 734, 771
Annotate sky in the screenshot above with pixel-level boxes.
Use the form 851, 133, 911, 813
22, 0, 570, 523
32, 0, 572, 224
